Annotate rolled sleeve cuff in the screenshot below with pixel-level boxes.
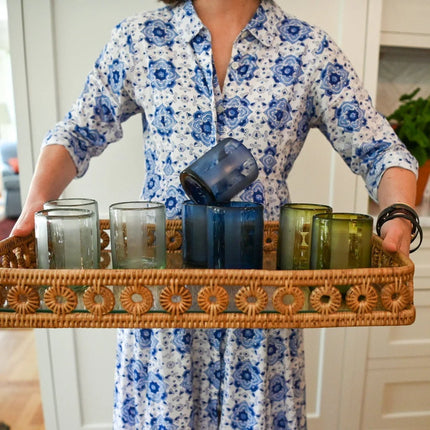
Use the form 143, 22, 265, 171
366, 145, 419, 202
42, 130, 91, 178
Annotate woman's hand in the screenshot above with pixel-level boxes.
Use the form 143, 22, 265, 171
377, 167, 418, 257
10, 145, 77, 237
379, 217, 412, 257
10, 199, 45, 237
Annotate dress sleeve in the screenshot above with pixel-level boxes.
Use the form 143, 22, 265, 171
42, 19, 143, 177
308, 31, 418, 202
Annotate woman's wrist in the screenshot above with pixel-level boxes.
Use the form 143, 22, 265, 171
376, 203, 423, 252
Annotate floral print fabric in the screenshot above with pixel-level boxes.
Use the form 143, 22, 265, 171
115, 328, 306, 429
42, 0, 417, 428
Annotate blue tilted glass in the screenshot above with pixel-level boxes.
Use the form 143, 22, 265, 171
180, 138, 258, 205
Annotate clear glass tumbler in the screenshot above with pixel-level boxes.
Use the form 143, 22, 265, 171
207, 202, 264, 269
35, 208, 98, 269
44, 198, 100, 268
109, 201, 166, 269
180, 138, 258, 205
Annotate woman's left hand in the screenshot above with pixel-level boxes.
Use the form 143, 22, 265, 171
377, 167, 418, 257
379, 216, 412, 256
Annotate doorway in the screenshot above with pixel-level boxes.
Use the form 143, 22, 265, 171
0, 2, 42, 429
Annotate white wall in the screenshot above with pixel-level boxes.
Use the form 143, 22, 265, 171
0, 0, 16, 142
49, 0, 163, 218
9, 0, 159, 218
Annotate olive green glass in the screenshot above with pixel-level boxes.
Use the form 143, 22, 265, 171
277, 203, 332, 270
310, 213, 373, 270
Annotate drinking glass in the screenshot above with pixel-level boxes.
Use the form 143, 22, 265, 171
109, 201, 166, 269
310, 213, 373, 270
207, 202, 264, 269
182, 200, 207, 268
277, 203, 332, 270
35, 208, 98, 269
44, 198, 100, 268
180, 137, 258, 205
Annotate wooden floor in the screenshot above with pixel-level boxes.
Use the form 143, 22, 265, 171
0, 329, 45, 430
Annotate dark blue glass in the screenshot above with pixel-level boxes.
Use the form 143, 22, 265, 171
182, 200, 208, 268
180, 138, 258, 205
207, 202, 264, 269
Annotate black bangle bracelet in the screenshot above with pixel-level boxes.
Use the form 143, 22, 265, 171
377, 203, 420, 229
376, 203, 423, 253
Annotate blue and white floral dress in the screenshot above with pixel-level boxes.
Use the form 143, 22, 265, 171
43, 1, 417, 428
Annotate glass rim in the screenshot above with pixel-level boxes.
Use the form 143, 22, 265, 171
44, 198, 97, 207
109, 201, 165, 211
312, 212, 373, 222
207, 201, 264, 211
180, 169, 216, 202
35, 208, 94, 219
280, 203, 332, 211
183, 199, 208, 207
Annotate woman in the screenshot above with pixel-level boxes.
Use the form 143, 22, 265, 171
13, 0, 417, 428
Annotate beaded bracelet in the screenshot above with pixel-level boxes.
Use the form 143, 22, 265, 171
376, 203, 423, 253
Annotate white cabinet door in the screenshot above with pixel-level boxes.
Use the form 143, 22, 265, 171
380, 0, 430, 48
363, 228, 430, 429
9, 0, 378, 428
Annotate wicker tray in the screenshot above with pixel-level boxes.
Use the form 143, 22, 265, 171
0, 220, 415, 329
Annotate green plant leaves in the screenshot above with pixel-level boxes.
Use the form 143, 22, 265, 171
387, 88, 430, 166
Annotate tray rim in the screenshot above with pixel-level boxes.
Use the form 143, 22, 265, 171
0, 220, 416, 329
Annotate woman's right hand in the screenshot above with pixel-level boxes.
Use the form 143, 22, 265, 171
9, 145, 78, 237
10, 199, 45, 237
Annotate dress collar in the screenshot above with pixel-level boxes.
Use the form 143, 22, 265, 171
172, 0, 280, 48
173, 1, 206, 44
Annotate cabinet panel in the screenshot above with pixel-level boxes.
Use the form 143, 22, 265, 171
368, 290, 430, 359
362, 367, 430, 429
411, 226, 430, 290
381, 0, 430, 48
381, 0, 430, 35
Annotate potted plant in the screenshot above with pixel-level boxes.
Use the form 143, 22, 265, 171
387, 88, 430, 205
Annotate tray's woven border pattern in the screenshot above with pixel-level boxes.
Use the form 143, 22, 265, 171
0, 220, 415, 329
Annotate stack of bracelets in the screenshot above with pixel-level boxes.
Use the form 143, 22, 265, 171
376, 203, 423, 253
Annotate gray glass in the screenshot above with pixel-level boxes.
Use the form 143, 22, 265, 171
44, 198, 100, 268
109, 201, 166, 269
35, 208, 98, 269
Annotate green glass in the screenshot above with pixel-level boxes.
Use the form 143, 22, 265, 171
310, 213, 373, 270
277, 203, 332, 270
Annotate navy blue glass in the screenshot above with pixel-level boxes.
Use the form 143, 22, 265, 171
180, 138, 258, 205
207, 202, 264, 269
182, 200, 208, 268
